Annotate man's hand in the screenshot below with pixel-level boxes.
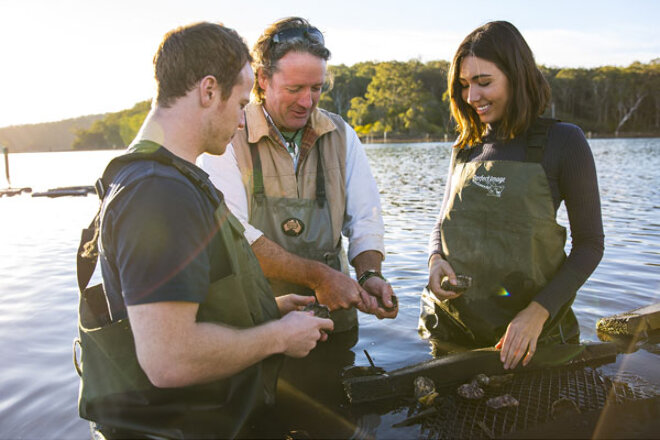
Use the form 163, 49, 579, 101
276, 294, 315, 315
276, 311, 334, 357
361, 276, 398, 319
252, 236, 369, 312
427, 254, 462, 300
351, 250, 397, 318
311, 265, 372, 312
495, 301, 549, 369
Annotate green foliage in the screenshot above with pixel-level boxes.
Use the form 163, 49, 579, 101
334, 60, 450, 137
73, 100, 150, 149
320, 63, 374, 119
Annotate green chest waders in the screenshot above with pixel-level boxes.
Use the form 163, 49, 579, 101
248, 142, 357, 333
419, 122, 579, 348
75, 143, 282, 439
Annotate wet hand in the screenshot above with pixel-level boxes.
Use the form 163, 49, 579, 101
312, 267, 362, 311
278, 311, 334, 358
362, 277, 398, 319
427, 254, 462, 300
496, 301, 549, 369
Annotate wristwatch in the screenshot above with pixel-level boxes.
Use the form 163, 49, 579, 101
358, 269, 387, 286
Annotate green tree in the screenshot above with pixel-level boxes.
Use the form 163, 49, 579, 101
348, 60, 444, 136
552, 68, 593, 126
73, 100, 150, 149
320, 63, 374, 119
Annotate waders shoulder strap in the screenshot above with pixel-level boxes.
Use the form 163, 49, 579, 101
78, 146, 223, 295
315, 145, 326, 207
455, 146, 471, 164
526, 118, 559, 163
248, 120, 326, 207
95, 147, 221, 208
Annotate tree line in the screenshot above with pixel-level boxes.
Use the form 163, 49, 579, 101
72, 59, 659, 149
0, 114, 103, 153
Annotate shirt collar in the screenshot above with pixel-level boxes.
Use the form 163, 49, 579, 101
245, 102, 338, 145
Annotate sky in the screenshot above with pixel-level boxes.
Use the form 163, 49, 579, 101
0, 0, 658, 128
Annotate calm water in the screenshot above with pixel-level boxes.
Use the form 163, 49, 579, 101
0, 139, 658, 439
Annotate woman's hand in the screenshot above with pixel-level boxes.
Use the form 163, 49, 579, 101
276, 294, 316, 315
496, 301, 549, 369
427, 254, 461, 300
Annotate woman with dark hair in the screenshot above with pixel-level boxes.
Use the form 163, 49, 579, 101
420, 21, 604, 369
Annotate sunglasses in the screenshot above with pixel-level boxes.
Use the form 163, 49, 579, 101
271, 27, 325, 46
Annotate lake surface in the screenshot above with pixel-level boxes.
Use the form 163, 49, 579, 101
0, 138, 658, 439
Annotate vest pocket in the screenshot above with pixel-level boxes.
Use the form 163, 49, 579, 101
78, 319, 153, 419
78, 282, 153, 409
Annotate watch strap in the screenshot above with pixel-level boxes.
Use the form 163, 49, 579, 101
358, 269, 387, 286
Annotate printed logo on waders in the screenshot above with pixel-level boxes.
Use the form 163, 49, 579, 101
281, 218, 305, 237
472, 175, 506, 197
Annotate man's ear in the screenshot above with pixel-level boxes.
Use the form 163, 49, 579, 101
256, 68, 269, 92
199, 75, 218, 107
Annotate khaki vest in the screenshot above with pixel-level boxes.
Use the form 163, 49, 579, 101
232, 103, 348, 248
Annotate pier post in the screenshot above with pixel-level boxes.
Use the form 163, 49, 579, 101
2, 145, 9, 187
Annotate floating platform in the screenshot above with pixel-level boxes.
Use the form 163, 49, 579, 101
31, 186, 95, 198
0, 187, 32, 197
597, 302, 660, 336
343, 342, 656, 439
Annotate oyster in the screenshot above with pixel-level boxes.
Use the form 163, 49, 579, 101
486, 394, 519, 409
414, 376, 436, 398
487, 373, 514, 388
303, 301, 330, 319
377, 294, 398, 312
457, 381, 484, 399
440, 274, 472, 292
414, 376, 439, 406
551, 397, 581, 419
473, 373, 490, 387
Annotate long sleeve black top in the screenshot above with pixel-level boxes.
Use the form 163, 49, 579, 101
429, 122, 604, 318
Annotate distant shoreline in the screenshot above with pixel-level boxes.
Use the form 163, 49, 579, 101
360, 131, 660, 145
2, 132, 660, 153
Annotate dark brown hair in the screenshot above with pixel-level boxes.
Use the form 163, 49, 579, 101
251, 17, 331, 102
448, 21, 551, 148
153, 22, 252, 107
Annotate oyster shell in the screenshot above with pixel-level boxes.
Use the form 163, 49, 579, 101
487, 373, 514, 388
457, 381, 485, 399
414, 376, 439, 406
486, 394, 519, 409
473, 373, 490, 387
302, 301, 330, 319
551, 397, 581, 419
440, 274, 472, 292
